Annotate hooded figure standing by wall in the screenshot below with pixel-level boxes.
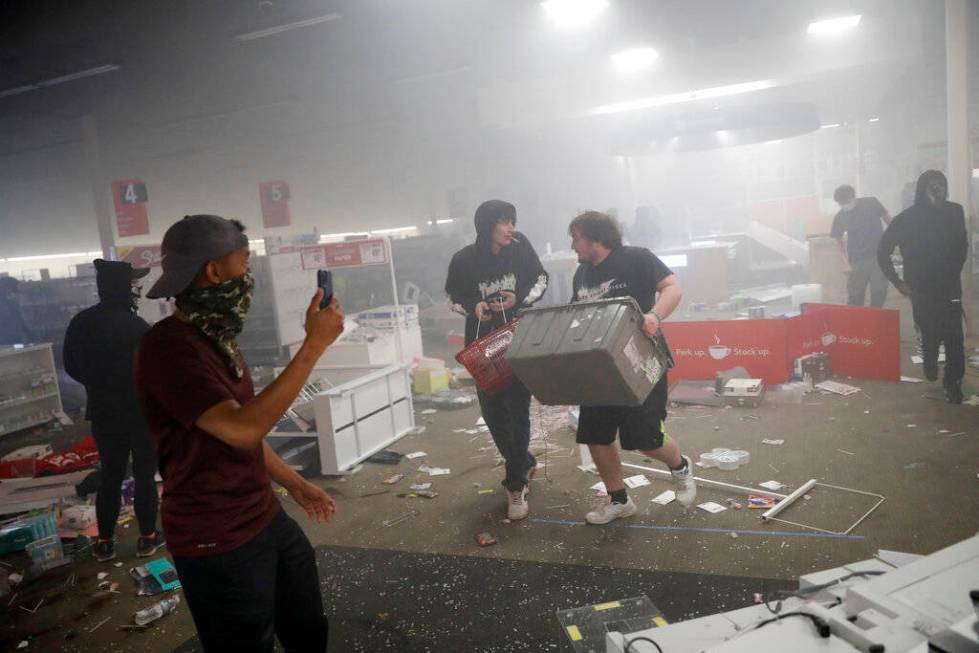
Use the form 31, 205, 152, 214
878, 170, 969, 404
445, 200, 548, 520
64, 259, 165, 560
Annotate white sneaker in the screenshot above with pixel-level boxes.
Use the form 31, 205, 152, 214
585, 497, 637, 525
507, 487, 529, 520
671, 455, 697, 506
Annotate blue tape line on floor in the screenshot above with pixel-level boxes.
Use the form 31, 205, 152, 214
530, 518, 866, 541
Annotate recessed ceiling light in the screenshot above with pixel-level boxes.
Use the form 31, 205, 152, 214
541, 0, 608, 30
808, 15, 861, 36
592, 79, 777, 115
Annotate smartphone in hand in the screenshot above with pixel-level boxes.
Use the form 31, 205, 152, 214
316, 270, 334, 308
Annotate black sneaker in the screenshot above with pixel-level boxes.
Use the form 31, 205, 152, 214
944, 383, 963, 405
923, 359, 939, 382
136, 531, 166, 558
93, 539, 116, 562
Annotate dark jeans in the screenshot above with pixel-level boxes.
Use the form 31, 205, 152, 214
911, 294, 965, 388
847, 257, 888, 307
91, 424, 159, 539
172, 509, 328, 653
477, 380, 537, 492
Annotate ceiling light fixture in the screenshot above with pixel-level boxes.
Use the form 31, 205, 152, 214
611, 47, 660, 74
319, 232, 369, 242
0, 65, 121, 100
868, 117, 880, 123
820, 123, 841, 129
807, 15, 861, 36
592, 79, 778, 115
36, 64, 121, 87
541, 0, 608, 29
234, 13, 342, 41
370, 226, 417, 235
2, 250, 102, 263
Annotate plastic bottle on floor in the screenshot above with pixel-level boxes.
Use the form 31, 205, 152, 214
134, 595, 180, 626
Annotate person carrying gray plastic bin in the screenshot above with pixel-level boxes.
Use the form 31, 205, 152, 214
568, 211, 696, 524
445, 200, 549, 520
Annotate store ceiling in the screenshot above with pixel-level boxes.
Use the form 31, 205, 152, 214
0, 0, 958, 161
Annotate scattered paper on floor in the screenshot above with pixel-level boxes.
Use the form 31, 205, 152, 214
697, 501, 727, 513
623, 474, 651, 489
652, 490, 675, 505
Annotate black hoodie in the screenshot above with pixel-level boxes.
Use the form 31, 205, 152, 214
445, 200, 549, 346
877, 170, 968, 301
64, 260, 151, 430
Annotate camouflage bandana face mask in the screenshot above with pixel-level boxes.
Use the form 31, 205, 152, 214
176, 272, 255, 379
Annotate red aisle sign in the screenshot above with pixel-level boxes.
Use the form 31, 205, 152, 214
300, 239, 388, 270
260, 181, 291, 228
661, 318, 791, 385
112, 179, 150, 237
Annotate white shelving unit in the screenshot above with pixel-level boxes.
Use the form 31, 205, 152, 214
0, 344, 63, 438
268, 364, 415, 475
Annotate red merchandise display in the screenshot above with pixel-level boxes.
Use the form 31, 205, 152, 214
799, 304, 901, 382
661, 318, 791, 385
0, 436, 99, 479
661, 304, 901, 385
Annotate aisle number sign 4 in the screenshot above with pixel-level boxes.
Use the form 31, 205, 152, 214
260, 180, 291, 228
112, 179, 150, 238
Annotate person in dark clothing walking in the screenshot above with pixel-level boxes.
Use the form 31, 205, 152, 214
136, 215, 344, 652
64, 259, 164, 560
0, 277, 30, 346
878, 170, 969, 404
445, 200, 548, 520
831, 185, 891, 307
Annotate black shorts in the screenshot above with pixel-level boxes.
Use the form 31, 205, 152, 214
576, 376, 668, 451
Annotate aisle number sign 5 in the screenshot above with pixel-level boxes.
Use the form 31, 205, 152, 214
112, 178, 150, 237
260, 180, 291, 228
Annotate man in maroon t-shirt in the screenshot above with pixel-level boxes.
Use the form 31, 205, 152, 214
135, 215, 344, 652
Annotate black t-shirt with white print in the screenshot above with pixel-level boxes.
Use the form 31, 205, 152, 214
571, 246, 672, 311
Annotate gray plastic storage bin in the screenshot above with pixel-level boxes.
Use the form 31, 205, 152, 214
505, 298, 672, 406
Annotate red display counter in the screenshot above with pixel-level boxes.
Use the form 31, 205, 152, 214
661, 304, 900, 385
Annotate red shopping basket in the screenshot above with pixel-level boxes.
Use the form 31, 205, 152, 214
455, 320, 519, 394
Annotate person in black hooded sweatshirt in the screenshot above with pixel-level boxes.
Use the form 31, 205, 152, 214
878, 170, 969, 404
64, 259, 165, 560
445, 200, 548, 520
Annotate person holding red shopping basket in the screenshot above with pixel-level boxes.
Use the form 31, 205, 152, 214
445, 200, 549, 520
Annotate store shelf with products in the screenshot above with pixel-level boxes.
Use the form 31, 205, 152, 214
0, 345, 64, 438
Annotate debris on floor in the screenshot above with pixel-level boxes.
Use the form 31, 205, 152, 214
475, 532, 498, 547
697, 502, 727, 513
623, 475, 650, 489
651, 491, 676, 505
815, 380, 861, 396
366, 450, 403, 465
759, 480, 786, 491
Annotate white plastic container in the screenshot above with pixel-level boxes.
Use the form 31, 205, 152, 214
791, 284, 822, 307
